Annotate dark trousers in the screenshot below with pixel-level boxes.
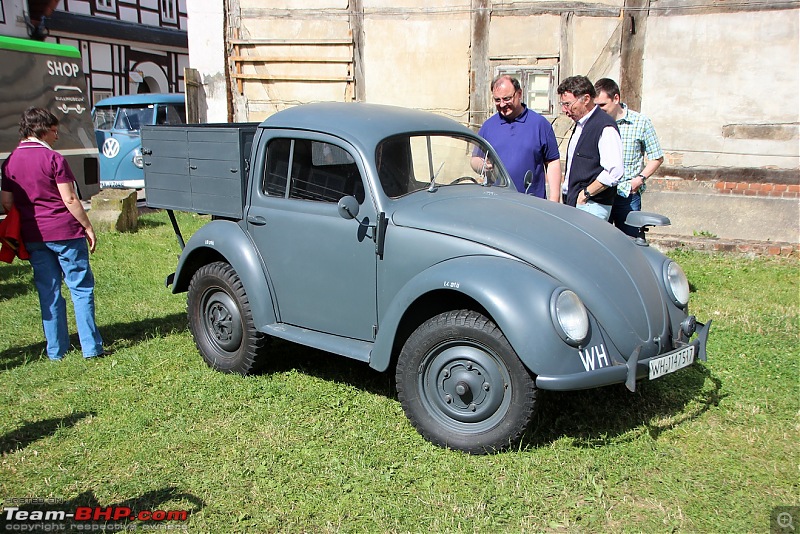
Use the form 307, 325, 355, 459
609, 192, 643, 238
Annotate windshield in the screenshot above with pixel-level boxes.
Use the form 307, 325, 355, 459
92, 105, 156, 132
93, 103, 185, 131
113, 106, 153, 131
92, 107, 116, 130
376, 134, 509, 198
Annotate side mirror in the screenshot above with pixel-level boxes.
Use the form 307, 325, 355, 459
625, 211, 671, 246
337, 195, 360, 220
625, 211, 671, 228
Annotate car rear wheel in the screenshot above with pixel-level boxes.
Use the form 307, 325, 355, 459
187, 261, 267, 374
395, 310, 538, 453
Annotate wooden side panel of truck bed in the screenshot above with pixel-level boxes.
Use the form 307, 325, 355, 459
142, 123, 259, 218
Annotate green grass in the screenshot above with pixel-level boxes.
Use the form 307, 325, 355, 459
1, 210, 797, 532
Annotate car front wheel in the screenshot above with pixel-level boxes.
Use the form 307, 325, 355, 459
395, 310, 538, 453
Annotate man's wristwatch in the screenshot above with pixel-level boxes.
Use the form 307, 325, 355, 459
637, 174, 647, 182
583, 186, 592, 200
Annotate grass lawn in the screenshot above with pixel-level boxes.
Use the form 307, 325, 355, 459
0, 210, 797, 532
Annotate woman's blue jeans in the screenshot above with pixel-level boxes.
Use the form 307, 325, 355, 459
25, 238, 104, 360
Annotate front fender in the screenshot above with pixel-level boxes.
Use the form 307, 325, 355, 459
171, 220, 277, 328
370, 255, 571, 375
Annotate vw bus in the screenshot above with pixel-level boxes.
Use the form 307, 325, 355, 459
92, 93, 185, 189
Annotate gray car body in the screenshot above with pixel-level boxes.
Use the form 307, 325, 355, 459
166, 102, 709, 391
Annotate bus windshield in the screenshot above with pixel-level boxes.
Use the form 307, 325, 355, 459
113, 106, 153, 132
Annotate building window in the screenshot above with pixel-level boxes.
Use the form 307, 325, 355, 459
96, 0, 116, 14
495, 65, 559, 118
161, 0, 177, 23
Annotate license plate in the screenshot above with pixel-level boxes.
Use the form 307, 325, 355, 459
649, 345, 696, 380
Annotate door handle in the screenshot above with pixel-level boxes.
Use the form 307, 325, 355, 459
247, 215, 267, 226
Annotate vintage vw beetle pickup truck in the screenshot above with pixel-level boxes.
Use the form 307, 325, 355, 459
142, 102, 711, 454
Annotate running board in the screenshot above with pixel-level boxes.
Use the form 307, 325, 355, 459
261, 323, 373, 363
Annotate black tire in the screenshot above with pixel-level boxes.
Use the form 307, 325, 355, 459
395, 310, 538, 454
187, 261, 267, 374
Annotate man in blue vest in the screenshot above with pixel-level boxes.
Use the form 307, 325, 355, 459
558, 75, 624, 220
471, 75, 561, 201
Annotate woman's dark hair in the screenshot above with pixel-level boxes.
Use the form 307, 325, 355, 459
19, 107, 58, 140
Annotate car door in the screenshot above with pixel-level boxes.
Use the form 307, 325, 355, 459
245, 133, 377, 341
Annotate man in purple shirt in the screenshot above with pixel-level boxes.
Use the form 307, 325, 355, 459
471, 75, 561, 201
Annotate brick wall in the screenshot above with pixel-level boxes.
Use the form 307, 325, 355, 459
649, 177, 800, 198
714, 182, 800, 198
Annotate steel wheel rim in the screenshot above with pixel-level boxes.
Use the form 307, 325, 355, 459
201, 288, 243, 353
418, 340, 512, 432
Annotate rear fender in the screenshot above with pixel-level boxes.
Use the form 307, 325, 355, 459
171, 220, 277, 327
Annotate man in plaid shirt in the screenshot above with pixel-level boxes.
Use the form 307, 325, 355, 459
594, 78, 664, 237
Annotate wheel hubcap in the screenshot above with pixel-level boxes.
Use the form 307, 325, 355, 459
420, 342, 511, 430
203, 290, 243, 352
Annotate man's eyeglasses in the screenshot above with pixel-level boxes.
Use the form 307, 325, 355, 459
559, 96, 585, 109
493, 95, 516, 104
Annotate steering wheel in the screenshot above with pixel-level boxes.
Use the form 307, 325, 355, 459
452, 176, 479, 185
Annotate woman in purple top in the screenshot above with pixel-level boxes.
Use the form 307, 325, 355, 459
1, 107, 104, 360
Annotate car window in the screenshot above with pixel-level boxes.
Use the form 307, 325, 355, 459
156, 104, 186, 125
263, 138, 364, 204
378, 134, 507, 198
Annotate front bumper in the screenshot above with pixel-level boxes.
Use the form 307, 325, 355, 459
535, 319, 712, 392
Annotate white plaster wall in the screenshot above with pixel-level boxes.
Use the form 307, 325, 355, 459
363, 15, 472, 123
186, 1, 227, 122
643, 10, 800, 170
488, 15, 561, 58
0, 0, 28, 37
185, 1, 799, 174
571, 16, 621, 79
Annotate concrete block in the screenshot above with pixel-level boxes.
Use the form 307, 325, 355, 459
645, 190, 799, 243
88, 189, 138, 233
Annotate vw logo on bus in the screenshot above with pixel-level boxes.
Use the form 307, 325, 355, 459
102, 137, 120, 158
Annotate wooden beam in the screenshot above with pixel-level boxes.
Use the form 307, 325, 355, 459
230, 56, 352, 63
620, 0, 650, 110
349, 0, 365, 102
231, 73, 354, 82
469, 0, 491, 130
229, 38, 353, 46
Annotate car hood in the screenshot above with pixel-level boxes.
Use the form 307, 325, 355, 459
390, 188, 669, 356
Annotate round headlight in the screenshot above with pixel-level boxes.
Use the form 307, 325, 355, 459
132, 148, 144, 169
664, 261, 690, 307
551, 289, 590, 346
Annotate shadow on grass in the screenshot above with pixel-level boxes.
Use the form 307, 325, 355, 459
521, 363, 725, 449
5, 487, 204, 527
136, 215, 167, 229
260, 338, 394, 398
0, 411, 95, 455
258, 338, 725, 450
0, 263, 33, 301
0, 313, 188, 371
